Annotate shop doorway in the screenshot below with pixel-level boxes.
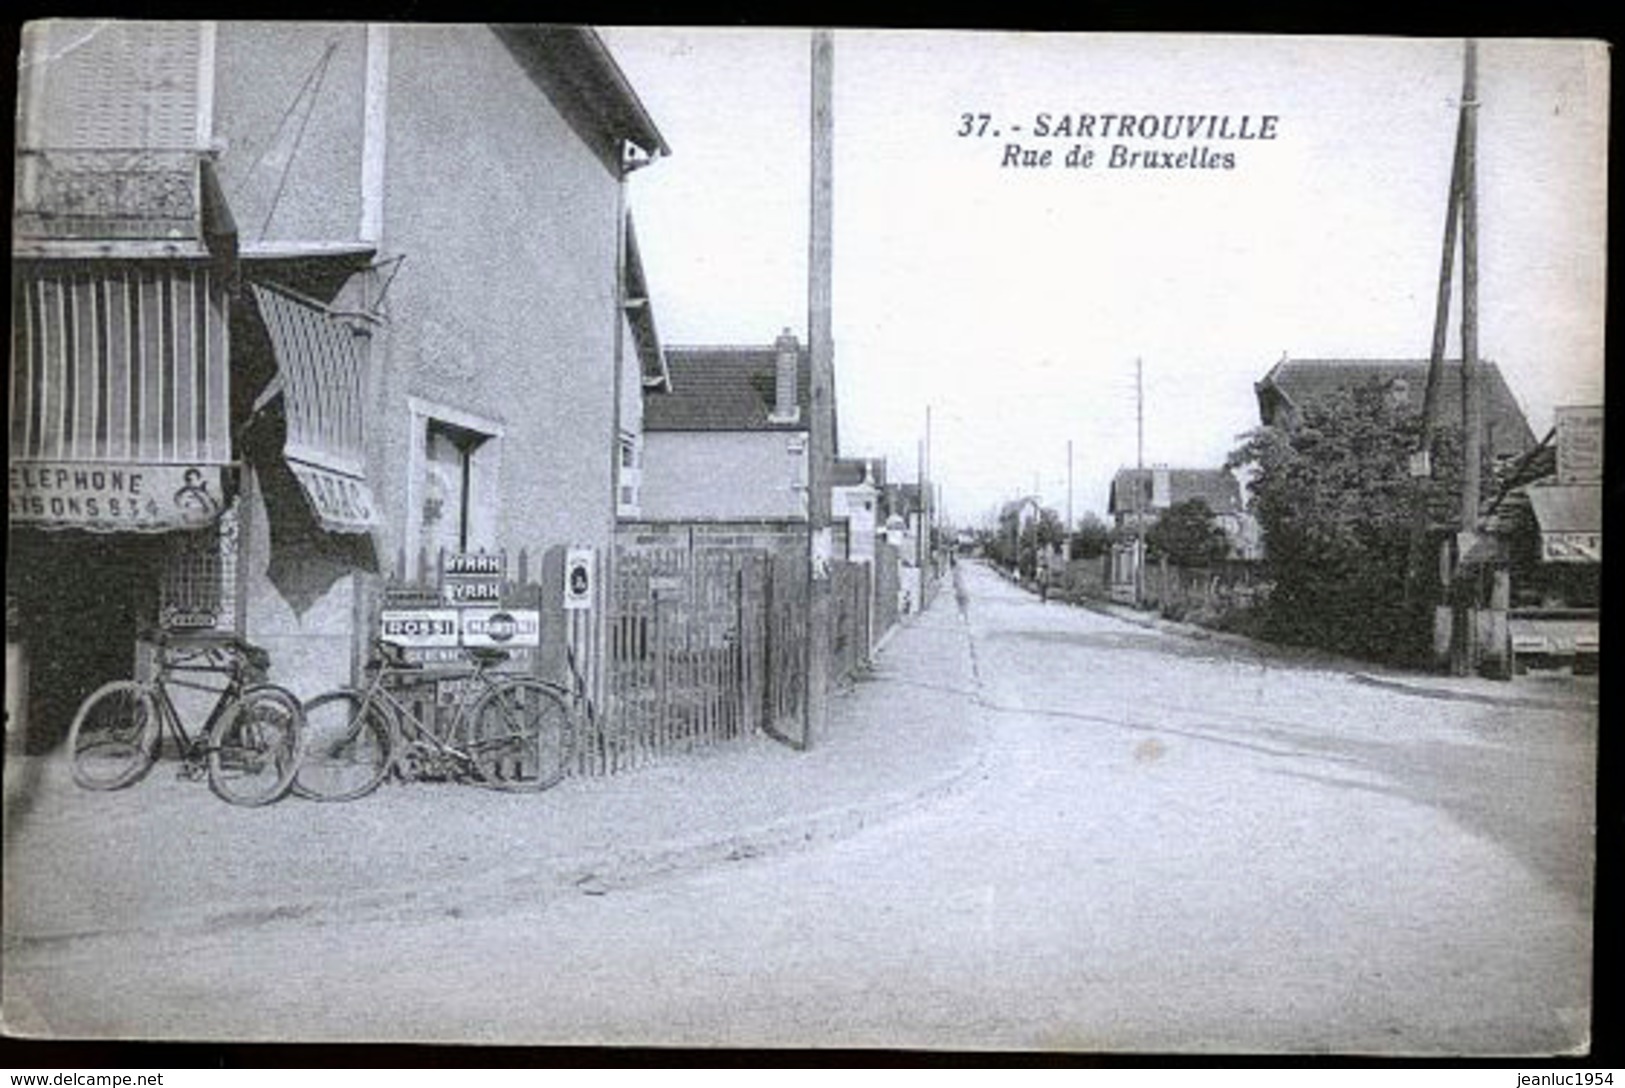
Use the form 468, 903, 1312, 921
6, 532, 163, 754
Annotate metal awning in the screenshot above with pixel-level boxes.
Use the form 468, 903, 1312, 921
1526, 484, 1601, 563
10, 262, 234, 532
248, 281, 379, 534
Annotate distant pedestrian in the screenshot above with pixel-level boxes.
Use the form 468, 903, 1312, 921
1038, 566, 1050, 604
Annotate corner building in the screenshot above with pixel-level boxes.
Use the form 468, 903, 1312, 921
8, 22, 667, 751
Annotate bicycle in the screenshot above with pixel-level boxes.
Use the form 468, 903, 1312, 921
291, 639, 572, 802
66, 628, 306, 807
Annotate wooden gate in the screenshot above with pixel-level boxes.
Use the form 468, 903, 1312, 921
608, 527, 809, 764
757, 546, 808, 748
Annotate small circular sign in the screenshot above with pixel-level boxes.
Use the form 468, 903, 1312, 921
485, 611, 517, 643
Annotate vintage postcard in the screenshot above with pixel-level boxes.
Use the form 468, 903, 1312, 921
3, 24, 1606, 1058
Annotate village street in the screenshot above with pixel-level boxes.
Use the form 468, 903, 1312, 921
2, 561, 1596, 1055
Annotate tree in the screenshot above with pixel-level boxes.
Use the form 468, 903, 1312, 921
1069, 513, 1112, 560
1228, 379, 1472, 662
1144, 498, 1230, 567
1017, 507, 1065, 579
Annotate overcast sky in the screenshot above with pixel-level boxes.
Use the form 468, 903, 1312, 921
600, 29, 1608, 528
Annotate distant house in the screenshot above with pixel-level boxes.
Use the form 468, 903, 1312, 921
1489, 405, 1601, 670
637, 330, 811, 523
882, 481, 925, 557
1107, 466, 1260, 561
830, 457, 885, 563
1255, 357, 1537, 461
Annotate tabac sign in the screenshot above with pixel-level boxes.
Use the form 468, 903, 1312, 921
10, 461, 229, 532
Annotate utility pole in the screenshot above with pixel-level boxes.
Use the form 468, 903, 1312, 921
1405, 59, 1469, 614
918, 438, 927, 569
1454, 38, 1483, 677
1137, 359, 1145, 605
925, 404, 933, 573
1066, 439, 1073, 534
802, 28, 835, 747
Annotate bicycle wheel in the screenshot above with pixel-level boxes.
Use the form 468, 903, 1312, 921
464, 679, 570, 792
206, 684, 304, 807
67, 680, 162, 790
291, 689, 394, 802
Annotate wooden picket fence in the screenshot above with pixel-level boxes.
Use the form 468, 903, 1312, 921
603, 525, 808, 771
352, 529, 894, 785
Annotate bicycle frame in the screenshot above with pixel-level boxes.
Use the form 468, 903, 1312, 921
146, 643, 252, 762
359, 652, 525, 773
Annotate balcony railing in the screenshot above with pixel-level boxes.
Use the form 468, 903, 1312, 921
13, 147, 201, 242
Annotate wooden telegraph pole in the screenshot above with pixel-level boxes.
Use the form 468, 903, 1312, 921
1454, 38, 1483, 676
1407, 40, 1483, 677
802, 28, 835, 747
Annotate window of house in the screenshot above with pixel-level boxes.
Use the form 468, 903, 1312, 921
423, 421, 484, 553
617, 432, 641, 517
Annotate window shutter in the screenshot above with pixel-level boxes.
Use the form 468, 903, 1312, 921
35, 21, 202, 150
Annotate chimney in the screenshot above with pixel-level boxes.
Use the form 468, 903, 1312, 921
771, 327, 800, 423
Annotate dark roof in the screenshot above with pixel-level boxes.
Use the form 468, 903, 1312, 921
493, 27, 669, 175
643, 345, 810, 432
1527, 483, 1601, 535
622, 214, 667, 389
1108, 468, 1242, 516
1256, 358, 1536, 458
832, 458, 879, 488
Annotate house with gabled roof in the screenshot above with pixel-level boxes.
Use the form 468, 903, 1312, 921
1107, 466, 1260, 560
1255, 357, 1537, 460
637, 330, 812, 523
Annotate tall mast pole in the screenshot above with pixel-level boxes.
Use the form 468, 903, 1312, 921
803, 28, 835, 746
1459, 39, 1482, 534
925, 403, 933, 570
1454, 38, 1483, 676
1404, 50, 1470, 615
1134, 358, 1144, 604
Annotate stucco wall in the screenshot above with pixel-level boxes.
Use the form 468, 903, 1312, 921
213, 23, 367, 245
214, 24, 625, 689
640, 431, 809, 522
378, 25, 621, 560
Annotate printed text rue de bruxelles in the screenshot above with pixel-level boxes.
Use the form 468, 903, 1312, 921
957, 112, 1281, 171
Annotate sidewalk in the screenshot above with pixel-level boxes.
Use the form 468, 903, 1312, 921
1, 582, 987, 945
1059, 585, 1598, 713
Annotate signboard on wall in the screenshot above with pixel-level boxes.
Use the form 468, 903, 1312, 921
565, 548, 594, 611
1542, 532, 1601, 563
1555, 406, 1603, 484
442, 550, 504, 605
379, 609, 461, 647
10, 461, 229, 532
461, 608, 541, 648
